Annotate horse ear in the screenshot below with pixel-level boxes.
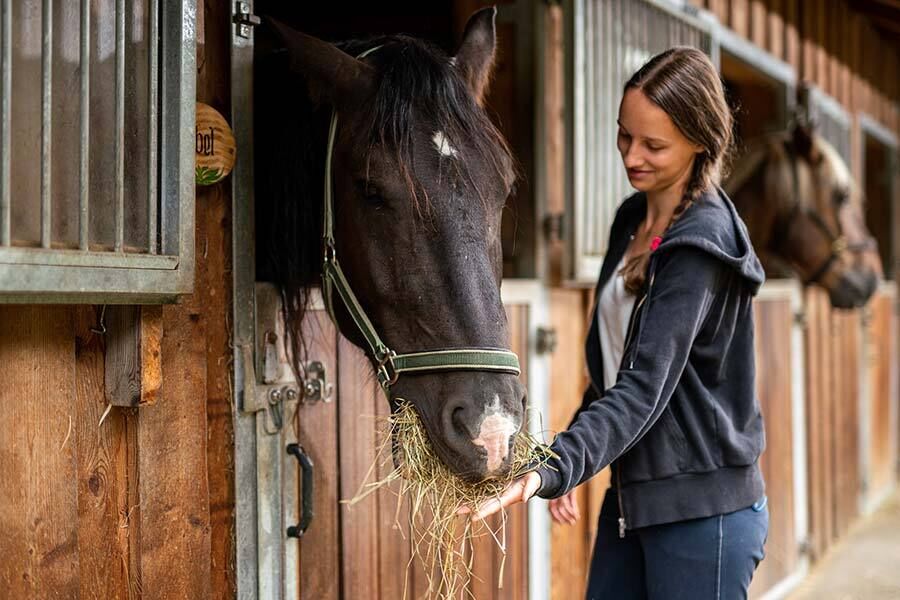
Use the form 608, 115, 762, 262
453, 7, 498, 105
791, 121, 820, 163
265, 17, 376, 110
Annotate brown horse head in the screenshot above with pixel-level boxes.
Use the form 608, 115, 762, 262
255, 9, 526, 483
726, 122, 881, 308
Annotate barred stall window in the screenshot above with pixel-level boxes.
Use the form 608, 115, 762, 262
565, 0, 712, 282
0, 0, 195, 303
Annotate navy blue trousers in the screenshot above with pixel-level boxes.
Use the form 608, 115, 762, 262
585, 489, 769, 600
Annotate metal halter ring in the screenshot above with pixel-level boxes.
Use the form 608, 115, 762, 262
376, 350, 399, 388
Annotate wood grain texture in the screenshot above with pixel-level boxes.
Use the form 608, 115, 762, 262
195, 0, 236, 595
0, 306, 79, 599
749, 297, 797, 597
136, 301, 212, 600
338, 337, 380, 600
74, 306, 134, 599
296, 310, 340, 599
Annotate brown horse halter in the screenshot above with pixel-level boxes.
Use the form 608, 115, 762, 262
772, 141, 877, 285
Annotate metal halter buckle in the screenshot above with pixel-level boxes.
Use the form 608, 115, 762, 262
376, 350, 399, 389
323, 239, 337, 264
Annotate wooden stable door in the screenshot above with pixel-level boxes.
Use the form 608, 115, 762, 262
240, 286, 540, 599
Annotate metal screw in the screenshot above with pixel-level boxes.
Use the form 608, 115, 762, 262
285, 388, 298, 401
269, 388, 283, 404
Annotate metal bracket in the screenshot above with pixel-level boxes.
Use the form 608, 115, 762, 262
233, 2, 260, 39
241, 344, 299, 435
536, 326, 558, 355
302, 361, 333, 404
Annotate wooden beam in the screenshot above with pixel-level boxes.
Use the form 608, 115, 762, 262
104, 305, 162, 407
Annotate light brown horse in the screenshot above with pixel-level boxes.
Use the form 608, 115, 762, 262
725, 123, 882, 308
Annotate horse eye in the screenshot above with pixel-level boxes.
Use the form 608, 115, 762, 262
363, 185, 387, 208
833, 189, 849, 206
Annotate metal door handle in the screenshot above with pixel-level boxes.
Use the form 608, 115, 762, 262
286, 443, 314, 537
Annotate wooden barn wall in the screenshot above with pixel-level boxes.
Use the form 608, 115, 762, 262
691, 0, 900, 146
0, 3, 235, 598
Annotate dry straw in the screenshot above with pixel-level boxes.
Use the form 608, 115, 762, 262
342, 399, 557, 600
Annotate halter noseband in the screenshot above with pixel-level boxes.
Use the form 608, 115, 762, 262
319, 46, 521, 392
776, 143, 876, 285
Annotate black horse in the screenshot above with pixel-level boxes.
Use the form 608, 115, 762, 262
255, 8, 526, 483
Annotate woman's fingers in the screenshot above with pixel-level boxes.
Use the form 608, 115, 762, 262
457, 472, 541, 521
548, 492, 580, 525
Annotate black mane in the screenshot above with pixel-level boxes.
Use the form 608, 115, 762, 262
254, 31, 515, 375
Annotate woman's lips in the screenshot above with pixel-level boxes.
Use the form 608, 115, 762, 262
627, 168, 653, 179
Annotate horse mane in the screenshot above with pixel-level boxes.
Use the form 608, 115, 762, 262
254, 32, 516, 380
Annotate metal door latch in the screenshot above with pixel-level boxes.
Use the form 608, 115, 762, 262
233, 2, 260, 39
240, 340, 299, 435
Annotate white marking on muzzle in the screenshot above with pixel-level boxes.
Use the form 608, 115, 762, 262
472, 411, 518, 474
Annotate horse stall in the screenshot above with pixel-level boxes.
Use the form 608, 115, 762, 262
1, 2, 898, 600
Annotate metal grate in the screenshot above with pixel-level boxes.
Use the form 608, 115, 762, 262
801, 84, 851, 168
0, 0, 195, 303
566, 0, 712, 282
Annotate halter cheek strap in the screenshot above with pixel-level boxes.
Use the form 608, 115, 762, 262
320, 46, 520, 393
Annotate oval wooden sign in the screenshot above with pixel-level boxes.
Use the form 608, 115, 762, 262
195, 102, 236, 185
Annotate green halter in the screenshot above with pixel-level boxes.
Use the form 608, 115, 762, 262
320, 46, 521, 392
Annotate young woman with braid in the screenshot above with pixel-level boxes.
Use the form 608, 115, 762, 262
460, 47, 769, 598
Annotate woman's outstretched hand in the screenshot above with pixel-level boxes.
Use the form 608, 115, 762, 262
548, 490, 580, 525
456, 471, 543, 521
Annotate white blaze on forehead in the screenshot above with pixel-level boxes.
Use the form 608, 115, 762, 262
432, 131, 458, 158
471, 395, 518, 473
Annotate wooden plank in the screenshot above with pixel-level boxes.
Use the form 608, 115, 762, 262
547, 289, 592, 600
730, 0, 751, 39
137, 302, 212, 600
199, 180, 235, 600
195, 0, 236, 594
766, 0, 785, 61
338, 337, 380, 600
73, 306, 134, 599
783, 0, 800, 70
750, 0, 767, 48
866, 291, 896, 500
0, 306, 79, 598
296, 310, 340, 599
749, 297, 796, 596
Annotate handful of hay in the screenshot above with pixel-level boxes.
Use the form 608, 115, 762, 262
342, 399, 557, 600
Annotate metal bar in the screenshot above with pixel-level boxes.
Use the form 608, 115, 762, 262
79, 0, 90, 250
114, 0, 125, 252
41, 0, 52, 248
148, 0, 158, 253
0, 0, 10, 246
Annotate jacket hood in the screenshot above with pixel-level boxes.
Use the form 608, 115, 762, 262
635, 187, 766, 295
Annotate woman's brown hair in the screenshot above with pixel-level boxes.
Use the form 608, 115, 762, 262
619, 46, 734, 294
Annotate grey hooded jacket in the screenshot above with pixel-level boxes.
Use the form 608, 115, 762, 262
535, 187, 767, 534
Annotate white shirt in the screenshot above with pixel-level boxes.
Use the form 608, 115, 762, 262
597, 254, 637, 390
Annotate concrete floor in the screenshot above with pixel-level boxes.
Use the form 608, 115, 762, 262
788, 489, 900, 600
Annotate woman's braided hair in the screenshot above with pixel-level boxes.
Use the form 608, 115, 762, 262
618, 46, 734, 295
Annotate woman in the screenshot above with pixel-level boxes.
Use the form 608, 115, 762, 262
460, 47, 769, 598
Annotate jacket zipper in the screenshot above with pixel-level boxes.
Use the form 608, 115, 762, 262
615, 260, 657, 538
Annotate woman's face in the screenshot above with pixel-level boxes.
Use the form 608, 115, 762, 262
616, 87, 704, 194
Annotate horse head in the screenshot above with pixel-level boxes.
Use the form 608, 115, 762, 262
257, 9, 526, 483
726, 122, 881, 308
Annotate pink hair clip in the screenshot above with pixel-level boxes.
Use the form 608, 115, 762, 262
650, 236, 662, 252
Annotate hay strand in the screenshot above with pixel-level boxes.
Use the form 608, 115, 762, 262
342, 398, 557, 599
